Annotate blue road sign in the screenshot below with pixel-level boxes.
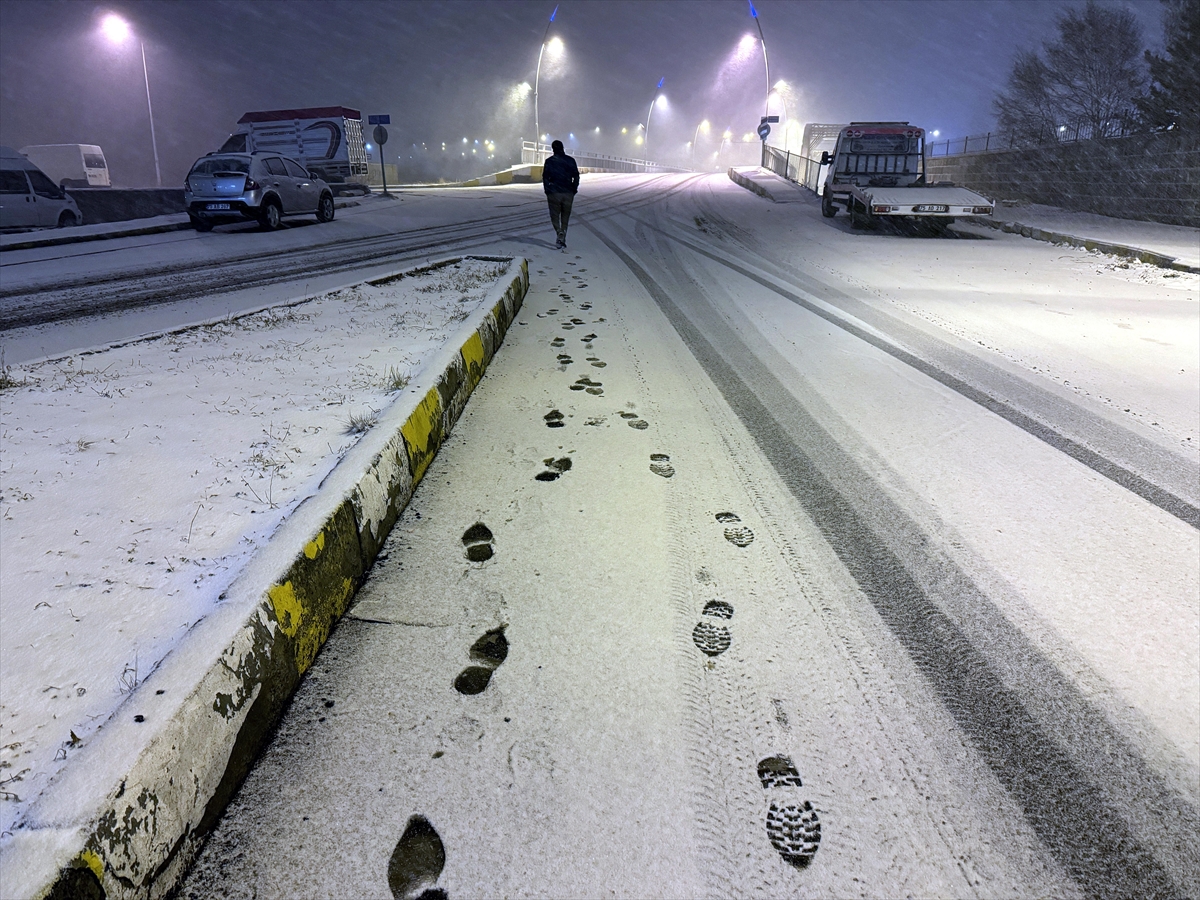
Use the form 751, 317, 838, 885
368, 115, 391, 125
757, 122, 771, 140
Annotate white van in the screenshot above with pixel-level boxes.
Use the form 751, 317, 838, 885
18, 144, 110, 188
0, 146, 84, 230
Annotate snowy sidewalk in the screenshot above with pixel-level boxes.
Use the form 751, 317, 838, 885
983, 202, 1199, 271
728, 167, 809, 203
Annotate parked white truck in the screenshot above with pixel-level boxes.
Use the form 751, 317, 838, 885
820, 123, 992, 233
218, 107, 368, 191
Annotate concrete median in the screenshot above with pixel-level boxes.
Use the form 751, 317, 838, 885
0, 258, 528, 900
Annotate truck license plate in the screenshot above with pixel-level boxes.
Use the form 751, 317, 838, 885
206, 203, 231, 211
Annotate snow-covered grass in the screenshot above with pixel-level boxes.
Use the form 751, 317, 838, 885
0, 257, 508, 829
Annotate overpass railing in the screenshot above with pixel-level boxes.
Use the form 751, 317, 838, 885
521, 141, 690, 173
927, 111, 1141, 157
762, 144, 826, 194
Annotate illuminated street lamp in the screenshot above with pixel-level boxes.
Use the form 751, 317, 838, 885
99, 12, 161, 186
533, 5, 563, 161
691, 119, 710, 167
643, 77, 666, 159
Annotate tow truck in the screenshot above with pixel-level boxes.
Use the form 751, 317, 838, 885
819, 122, 993, 233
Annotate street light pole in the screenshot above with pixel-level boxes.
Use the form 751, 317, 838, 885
100, 15, 162, 187
140, 41, 162, 187
749, 1, 771, 119
533, 5, 558, 162
691, 119, 710, 168
644, 77, 664, 161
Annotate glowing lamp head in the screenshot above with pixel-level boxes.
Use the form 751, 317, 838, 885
700, 120, 711, 132
100, 13, 132, 43
547, 36, 564, 57
655, 95, 668, 111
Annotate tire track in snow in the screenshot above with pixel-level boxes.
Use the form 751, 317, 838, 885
588, 219, 1198, 900
613, 201, 1199, 530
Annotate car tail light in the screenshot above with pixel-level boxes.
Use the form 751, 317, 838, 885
972, 205, 992, 215
871, 205, 897, 214
244, 177, 260, 192
184, 176, 191, 191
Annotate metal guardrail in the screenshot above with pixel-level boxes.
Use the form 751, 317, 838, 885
927, 112, 1141, 158
762, 145, 825, 194
520, 141, 690, 173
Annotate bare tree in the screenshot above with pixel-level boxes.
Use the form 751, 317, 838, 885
995, 1, 1146, 142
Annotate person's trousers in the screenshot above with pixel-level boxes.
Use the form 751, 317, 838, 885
546, 192, 575, 243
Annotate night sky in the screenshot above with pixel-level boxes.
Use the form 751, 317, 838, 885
0, 0, 1164, 186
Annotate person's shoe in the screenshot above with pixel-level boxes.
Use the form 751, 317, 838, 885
555, 238, 565, 249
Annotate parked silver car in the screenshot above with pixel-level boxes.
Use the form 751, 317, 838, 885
184, 151, 335, 231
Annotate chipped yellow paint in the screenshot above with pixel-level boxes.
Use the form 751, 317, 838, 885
304, 531, 325, 560
293, 576, 354, 675
462, 178, 480, 187
80, 849, 104, 881
495, 171, 513, 185
400, 386, 441, 483
267, 581, 302, 637
461, 332, 486, 382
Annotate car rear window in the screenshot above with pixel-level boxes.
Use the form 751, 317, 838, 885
0, 170, 29, 194
83, 154, 107, 170
282, 159, 308, 178
190, 157, 250, 175
265, 158, 288, 177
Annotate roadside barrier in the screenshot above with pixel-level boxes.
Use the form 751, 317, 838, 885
0, 257, 529, 900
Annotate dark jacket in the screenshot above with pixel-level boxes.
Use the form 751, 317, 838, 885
542, 152, 579, 195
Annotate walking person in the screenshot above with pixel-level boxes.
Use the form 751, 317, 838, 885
542, 139, 579, 250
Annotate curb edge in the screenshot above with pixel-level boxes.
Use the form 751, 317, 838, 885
3, 258, 529, 900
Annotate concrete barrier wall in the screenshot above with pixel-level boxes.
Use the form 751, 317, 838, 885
67, 189, 186, 224
925, 130, 1199, 228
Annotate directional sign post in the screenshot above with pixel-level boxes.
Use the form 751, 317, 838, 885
371, 119, 390, 195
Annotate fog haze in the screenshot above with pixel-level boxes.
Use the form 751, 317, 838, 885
0, 0, 1163, 185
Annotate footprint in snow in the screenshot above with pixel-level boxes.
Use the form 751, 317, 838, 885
461, 522, 494, 562
649, 453, 674, 478
716, 512, 754, 547
692, 598, 733, 656
536, 456, 573, 481
758, 756, 821, 869
387, 815, 447, 900
454, 626, 508, 694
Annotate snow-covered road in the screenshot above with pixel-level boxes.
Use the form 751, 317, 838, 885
6, 173, 1198, 898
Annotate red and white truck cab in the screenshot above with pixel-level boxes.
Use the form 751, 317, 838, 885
820, 122, 993, 233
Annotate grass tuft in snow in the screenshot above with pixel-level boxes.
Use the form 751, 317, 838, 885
0, 349, 27, 391
382, 365, 410, 393
343, 409, 378, 434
